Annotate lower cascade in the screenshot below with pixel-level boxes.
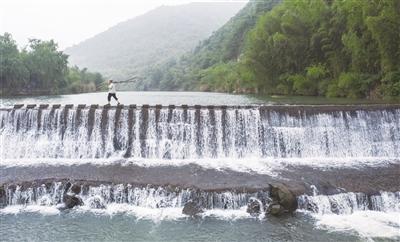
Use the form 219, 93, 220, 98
297, 191, 400, 214
2, 181, 399, 218
1, 182, 270, 212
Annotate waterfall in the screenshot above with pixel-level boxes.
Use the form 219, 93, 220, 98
297, 191, 400, 215
3, 182, 269, 210
1, 105, 399, 160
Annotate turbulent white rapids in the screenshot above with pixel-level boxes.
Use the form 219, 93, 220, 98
0, 106, 399, 162
5, 182, 267, 210
298, 192, 400, 238
298, 191, 400, 214
1, 182, 268, 221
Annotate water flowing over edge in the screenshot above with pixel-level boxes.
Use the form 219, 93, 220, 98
1, 106, 399, 169
1, 181, 399, 238
297, 191, 400, 238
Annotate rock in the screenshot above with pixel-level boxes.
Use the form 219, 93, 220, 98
64, 182, 72, 194
266, 183, 297, 216
0, 187, 6, 208
246, 198, 261, 215
182, 201, 204, 216
268, 204, 285, 216
63, 194, 83, 209
270, 184, 297, 212
70, 184, 81, 194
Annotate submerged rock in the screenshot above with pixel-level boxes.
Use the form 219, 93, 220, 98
267, 183, 297, 216
182, 201, 204, 216
63, 194, 83, 209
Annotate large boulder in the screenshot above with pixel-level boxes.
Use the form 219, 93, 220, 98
182, 201, 204, 216
267, 204, 285, 216
63, 194, 83, 209
267, 183, 297, 216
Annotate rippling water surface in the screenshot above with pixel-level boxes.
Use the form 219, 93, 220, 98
0, 212, 361, 242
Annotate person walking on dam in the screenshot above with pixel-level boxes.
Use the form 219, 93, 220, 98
107, 79, 120, 105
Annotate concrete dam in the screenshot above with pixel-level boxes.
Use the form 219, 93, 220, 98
1, 104, 399, 229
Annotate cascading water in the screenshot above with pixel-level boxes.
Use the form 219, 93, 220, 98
1, 104, 400, 240
297, 191, 400, 238
3, 182, 269, 211
0, 106, 399, 160
297, 191, 400, 215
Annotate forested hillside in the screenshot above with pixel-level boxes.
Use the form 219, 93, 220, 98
65, 2, 245, 80
138, 0, 280, 91
143, 0, 400, 99
0, 33, 104, 96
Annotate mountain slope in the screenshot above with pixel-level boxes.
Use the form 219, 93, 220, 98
65, 2, 245, 80
139, 0, 280, 91
188, 0, 281, 69
143, 0, 399, 99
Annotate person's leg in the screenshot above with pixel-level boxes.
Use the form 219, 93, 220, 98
107, 93, 112, 105
112, 94, 120, 104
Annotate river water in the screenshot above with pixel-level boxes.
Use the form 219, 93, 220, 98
0, 91, 399, 241
1, 91, 395, 107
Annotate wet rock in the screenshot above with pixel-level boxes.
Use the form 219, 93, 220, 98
0, 187, 6, 208
246, 198, 261, 215
64, 182, 72, 194
70, 184, 81, 194
267, 183, 297, 216
182, 201, 204, 216
63, 194, 83, 209
268, 204, 285, 216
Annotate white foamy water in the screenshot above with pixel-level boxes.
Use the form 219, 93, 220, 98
298, 191, 400, 239
1, 107, 399, 161
201, 206, 254, 220
314, 211, 400, 239
0, 205, 256, 223
0, 205, 61, 216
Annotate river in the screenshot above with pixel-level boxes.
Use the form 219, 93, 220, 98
0, 91, 399, 241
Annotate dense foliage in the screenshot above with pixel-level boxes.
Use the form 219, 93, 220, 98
143, 0, 400, 99
0, 33, 104, 96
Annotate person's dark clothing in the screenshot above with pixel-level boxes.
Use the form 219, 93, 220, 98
108, 93, 118, 102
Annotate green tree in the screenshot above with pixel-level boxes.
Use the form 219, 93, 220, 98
22, 39, 69, 92
1, 33, 104, 95
0, 33, 28, 93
